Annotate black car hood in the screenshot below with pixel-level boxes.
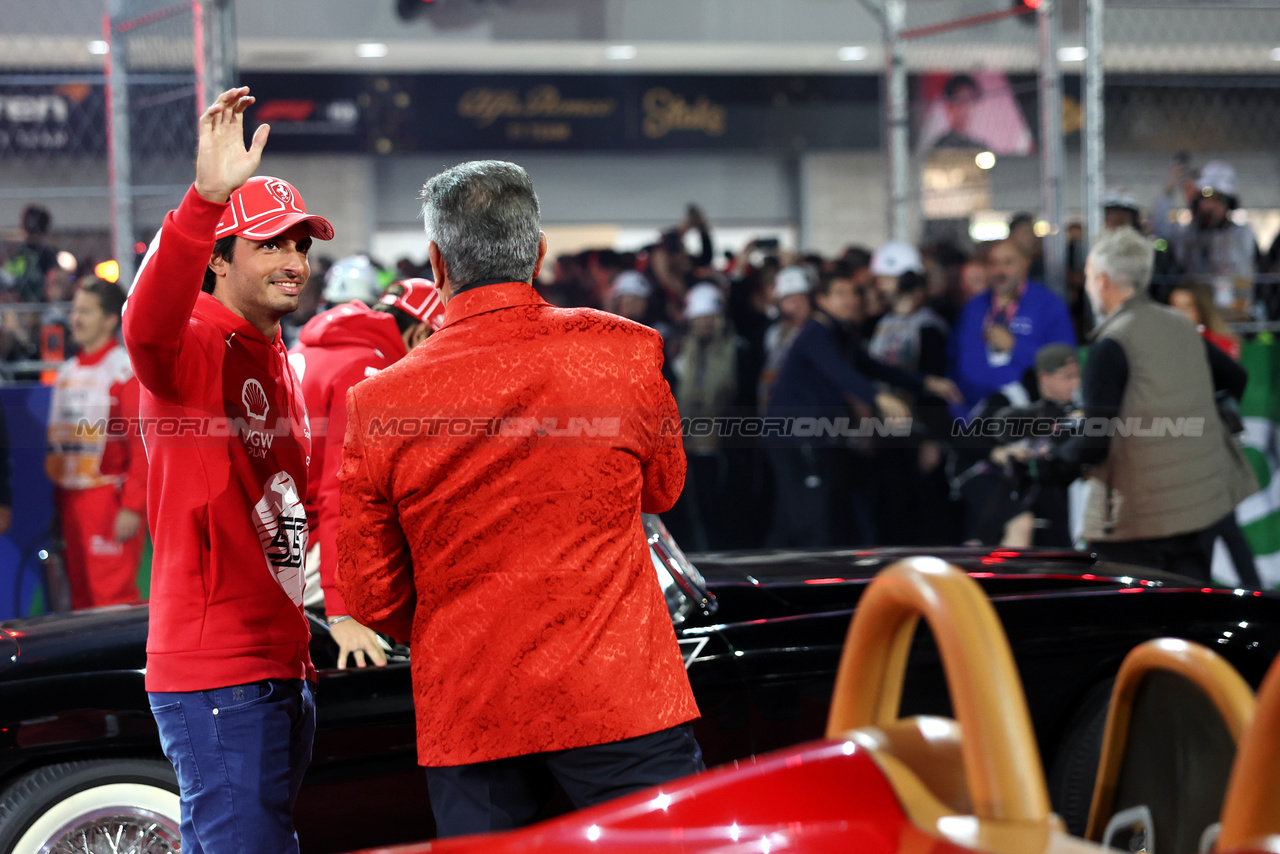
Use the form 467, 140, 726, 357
688, 546, 1207, 587
689, 546, 1095, 585
0, 604, 150, 680
684, 547, 1211, 622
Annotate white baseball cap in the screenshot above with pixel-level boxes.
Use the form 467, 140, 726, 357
1199, 161, 1237, 199
611, 270, 651, 299
1103, 188, 1141, 212
870, 240, 924, 277
774, 266, 812, 299
685, 283, 724, 319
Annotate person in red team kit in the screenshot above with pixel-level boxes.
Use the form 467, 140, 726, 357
122, 87, 333, 854
46, 278, 148, 608
289, 277, 445, 667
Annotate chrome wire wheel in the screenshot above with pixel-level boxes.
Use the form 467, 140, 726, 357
37, 807, 181, 854
1, 767, 182, 854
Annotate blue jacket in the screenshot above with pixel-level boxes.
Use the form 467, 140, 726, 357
949, 283, 1075, 410
768, 315, 923, 425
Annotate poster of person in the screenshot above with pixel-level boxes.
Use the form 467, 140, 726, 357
915, 70, 1034, 156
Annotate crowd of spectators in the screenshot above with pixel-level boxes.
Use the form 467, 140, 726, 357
3, 155, 1277, 561
522, 183, 1272, 554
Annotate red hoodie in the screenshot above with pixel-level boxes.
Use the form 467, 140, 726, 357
289, 302, 407, 616
123, 186, 315, 692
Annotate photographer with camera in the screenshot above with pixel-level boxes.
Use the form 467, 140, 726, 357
959, 344, 1081, 548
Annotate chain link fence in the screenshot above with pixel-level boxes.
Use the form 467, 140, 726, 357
107, 0, 200, 281
0, 0, 205, 382
1100, 1, 1280, 322
0, 0, 107, 380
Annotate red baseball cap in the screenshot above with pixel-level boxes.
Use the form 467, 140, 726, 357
215, 176, 335, 241
380, 278, 446, 331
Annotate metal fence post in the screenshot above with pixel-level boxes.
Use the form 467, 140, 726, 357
884, 0, 909, 242
196, 0, 237, 110
1038, 0, 1065, 297
1083, 0, 1105, 254
105, 0, 135, 288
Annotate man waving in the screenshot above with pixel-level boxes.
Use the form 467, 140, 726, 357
124, 87, 333, 854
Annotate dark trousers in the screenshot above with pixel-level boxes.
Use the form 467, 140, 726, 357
1091, 519, 1225, 583
425, 723, 704, 838
766, 444, 876, 547
148, 679, 316, 854
766, 444, 831, 547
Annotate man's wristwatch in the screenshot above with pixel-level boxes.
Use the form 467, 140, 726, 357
327, 615, 353, 627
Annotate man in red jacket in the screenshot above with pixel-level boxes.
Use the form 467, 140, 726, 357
46, 278, 148, 608
290, 278, 444, 667
336, 160, 702, 838
123, 87, 332, 854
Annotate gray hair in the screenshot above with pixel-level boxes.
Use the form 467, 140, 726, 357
420, 160, 541, 287
1088, 226, 1153, 292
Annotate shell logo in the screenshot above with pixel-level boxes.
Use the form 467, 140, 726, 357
242, 378, 270, 421
266, 179, 293, 205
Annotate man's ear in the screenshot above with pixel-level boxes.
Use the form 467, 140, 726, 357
1096, 269, 1112, 297
208, 250, 230, 280
428, 241, 451, 302
530, 232, 549, 282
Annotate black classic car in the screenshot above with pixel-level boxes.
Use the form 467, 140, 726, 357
0, 517, 1277, 854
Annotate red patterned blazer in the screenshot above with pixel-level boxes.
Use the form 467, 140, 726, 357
336, 281, 697, 766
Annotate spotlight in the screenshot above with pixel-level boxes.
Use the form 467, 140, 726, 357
94, 260, 120, 283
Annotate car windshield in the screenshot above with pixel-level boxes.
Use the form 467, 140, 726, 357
644, 514, 716, 625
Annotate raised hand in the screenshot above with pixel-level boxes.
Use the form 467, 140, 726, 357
194, 86, 270, 204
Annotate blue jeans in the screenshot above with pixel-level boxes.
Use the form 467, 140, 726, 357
148, 679, 316, 854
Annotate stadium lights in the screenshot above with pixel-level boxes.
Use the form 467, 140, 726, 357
94, 260, 120, 283
837, 46, 868, 61
357, 43, 390, 58
970, 218, 1011, 241
1058, 46, 1087, 62
604, 45, 637, 60
88, 40, 109, 55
